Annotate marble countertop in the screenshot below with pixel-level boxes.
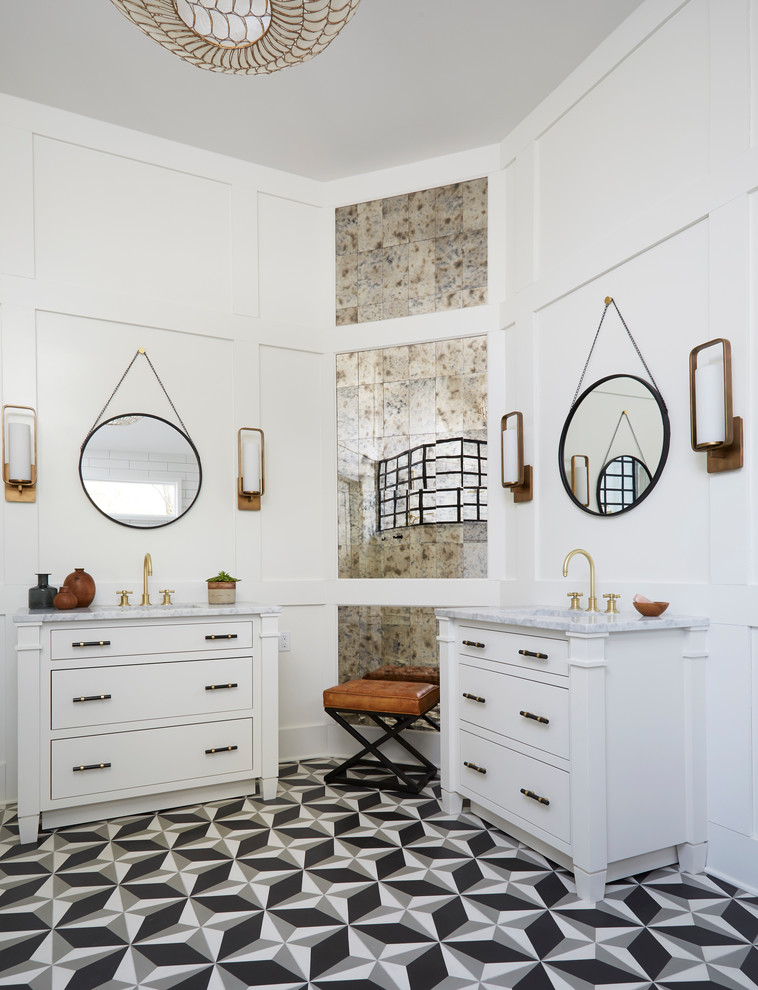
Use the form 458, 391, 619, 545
14, 602, 282, 623
435, 605, 709, 634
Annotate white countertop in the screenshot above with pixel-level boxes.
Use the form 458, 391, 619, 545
435, 605, 709, 634
14, 602, 282, 623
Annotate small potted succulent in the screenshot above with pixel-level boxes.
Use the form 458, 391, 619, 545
206, 571, 239, 605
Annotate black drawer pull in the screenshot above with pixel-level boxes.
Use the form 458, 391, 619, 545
72, 641, 111, 648
462, 692, 486, 704
73, 694, 112, 703
205, 683, 238, 691
462, 640, 485, 649
464, 761, 487, 775
521, 788, 550, 806
205, 634, 238, 641
518, 649, 548, 660
205, 745, 239, 755
73, 762, 111, 772
520, 710, 549, 724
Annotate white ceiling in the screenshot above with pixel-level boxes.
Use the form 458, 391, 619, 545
0, 0, 645, 181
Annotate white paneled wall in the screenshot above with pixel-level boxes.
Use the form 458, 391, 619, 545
1, 0, 757, 897
34, 138, 234, 309
0, 94, 330, 804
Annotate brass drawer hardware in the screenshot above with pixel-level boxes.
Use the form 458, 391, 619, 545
205, 745, 239, 754
73, 694, 112, 703
520, 710, 549, 724
73, 762, 111, 772
205, 683, 238, 691
462, 640, 485, 648
521, 788, 550, 805
72, 640, 111, 648
518, 649, 548, 660
463, 761, 487, 775
205, 634, 238, 641
462, 692, 486, 704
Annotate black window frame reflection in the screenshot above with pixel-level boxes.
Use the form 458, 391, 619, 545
596, 454, 652, 515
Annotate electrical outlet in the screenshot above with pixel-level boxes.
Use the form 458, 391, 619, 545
279, 631, 291, 652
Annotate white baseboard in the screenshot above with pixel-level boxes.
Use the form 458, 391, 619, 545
326, 722, 440, 766
278, 723, 441, 768
707, 822, 758, 896
278, 724, 331, 763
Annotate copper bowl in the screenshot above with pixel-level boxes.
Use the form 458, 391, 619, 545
633, 600, 669, 617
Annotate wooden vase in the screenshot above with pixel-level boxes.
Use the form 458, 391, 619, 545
64, 567, 96, 607
53, 585, 78, 610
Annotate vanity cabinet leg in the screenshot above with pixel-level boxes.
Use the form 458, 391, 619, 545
574, 866, 607, 904
677, 841, 707, 875
440, 788, 463, 815
17, 814, 40, 846
259, 776, 278, 801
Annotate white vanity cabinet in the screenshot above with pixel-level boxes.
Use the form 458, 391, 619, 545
437, 607, 708, 902
15, 604, 280, 844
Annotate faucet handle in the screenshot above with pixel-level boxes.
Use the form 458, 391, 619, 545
567, 592, 583, 611
603, 593, 621, 614
117, 590, 133, 607
159, 589, 175, 606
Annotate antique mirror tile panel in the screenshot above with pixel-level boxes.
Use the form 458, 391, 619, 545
337, 336, 487, 580
337, 605, 439, 725
335, 179, 488, 325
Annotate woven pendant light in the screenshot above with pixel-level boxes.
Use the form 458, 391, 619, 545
109, 0, 360, 74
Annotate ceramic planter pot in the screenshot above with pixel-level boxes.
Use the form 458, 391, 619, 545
207, 581, 236, 604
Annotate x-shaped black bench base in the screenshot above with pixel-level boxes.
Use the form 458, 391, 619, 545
324, 706, 439, 794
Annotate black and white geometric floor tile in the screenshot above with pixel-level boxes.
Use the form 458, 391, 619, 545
1, 760, 757, 990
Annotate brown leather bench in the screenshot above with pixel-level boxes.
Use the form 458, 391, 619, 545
323, 678, 439, 794
362, 664, 440, 685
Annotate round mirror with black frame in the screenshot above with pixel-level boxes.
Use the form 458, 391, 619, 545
558, 374, 669, 517
79, 413, 202, 529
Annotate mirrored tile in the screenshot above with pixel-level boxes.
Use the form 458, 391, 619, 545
408, 188, 436, 241
335, 203, 358, 255
382, 194, 409, 247
462, 176, 488, 231
336, 351, 359, 387
357, 200, 382, 252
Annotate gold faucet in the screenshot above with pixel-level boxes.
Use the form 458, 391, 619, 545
562, 548, 599, 612
141, 552, 152, 606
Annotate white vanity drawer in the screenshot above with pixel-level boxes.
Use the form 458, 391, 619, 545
51, 718, 254, 800
459, 662, 569, 758
51, 656, 253, 729
50, 620, 253, 660
458, 728, 570, 843
458, 626, 568, 676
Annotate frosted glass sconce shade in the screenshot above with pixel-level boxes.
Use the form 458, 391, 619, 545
2, 404, 37, 502
570, 454, 589, 508
689, 338, 743, 473
238, 427, 264, 510
500, 411, 533, 503
108, 0, 360, 75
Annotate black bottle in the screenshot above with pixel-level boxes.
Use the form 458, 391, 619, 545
28, 573, 57, 610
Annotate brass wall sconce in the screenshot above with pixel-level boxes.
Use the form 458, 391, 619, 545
2, 404, 37, 502
238, 427, 265, 510
570, 454, 590, 507
501, 411, 533, 503
689, 338, 744, 473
